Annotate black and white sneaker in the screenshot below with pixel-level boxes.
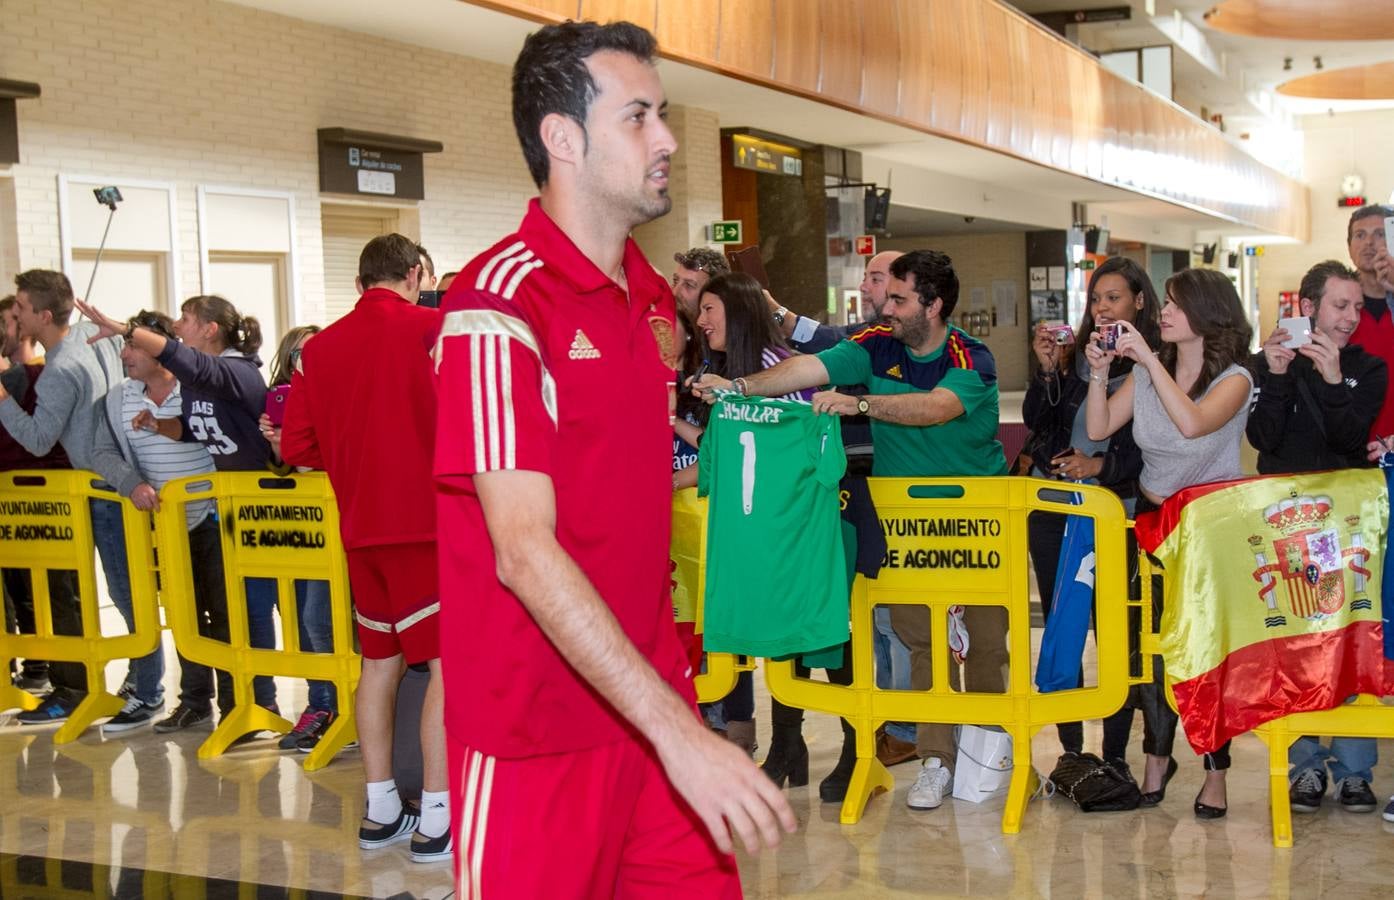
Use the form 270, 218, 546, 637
411, 828, 453, 863
1289, 768, 1326, 813
102, 696, 165, 735
359, 803, 420, 850
1338, 777, 1378, 813
153, 704, 213, 734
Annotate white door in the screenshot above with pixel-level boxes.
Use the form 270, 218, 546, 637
69, 250, 166, 325
320, 206, 398, 325
207, 252, 286, 362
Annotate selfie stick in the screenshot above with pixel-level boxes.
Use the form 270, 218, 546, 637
82, 190, 121, 307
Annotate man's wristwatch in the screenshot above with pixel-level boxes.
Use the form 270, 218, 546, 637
772, 306, 789, 326
856, 396, 870, 414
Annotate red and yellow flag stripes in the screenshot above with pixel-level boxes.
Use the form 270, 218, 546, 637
1135, 470, 1388, 754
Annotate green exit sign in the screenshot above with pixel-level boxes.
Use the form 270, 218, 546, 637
1076, 259, 1097, 270
710, 220, 742, 243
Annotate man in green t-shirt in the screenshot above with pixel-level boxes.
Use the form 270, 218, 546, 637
694, 249, 1008, 812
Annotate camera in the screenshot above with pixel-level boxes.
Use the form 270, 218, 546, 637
93, 186, 123, 210
1098, 323, 1120, 350
1046, 323, 1074, 345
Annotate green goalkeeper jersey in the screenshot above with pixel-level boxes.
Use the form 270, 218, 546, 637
697, 395, 848, 657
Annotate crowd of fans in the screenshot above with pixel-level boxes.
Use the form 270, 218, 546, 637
4, 197, 1394, 854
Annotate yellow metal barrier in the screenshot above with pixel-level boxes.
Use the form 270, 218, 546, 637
153, 472, 358, 770
764, 476, 1131, 831
1251, 698, 1394, 847
0, 470, 161, 742
673, 487, 753, 705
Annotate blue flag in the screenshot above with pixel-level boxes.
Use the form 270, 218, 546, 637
1036, 504, 1095, 693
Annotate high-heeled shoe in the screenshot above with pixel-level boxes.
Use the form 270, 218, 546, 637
1139, 756, 1178, 807
1193, 788, 1227, 819
760, 725, 809, 788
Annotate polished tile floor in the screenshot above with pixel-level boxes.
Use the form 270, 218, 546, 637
5, 650, 1394, 899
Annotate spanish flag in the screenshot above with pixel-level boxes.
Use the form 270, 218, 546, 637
1134, 469, 1388, 755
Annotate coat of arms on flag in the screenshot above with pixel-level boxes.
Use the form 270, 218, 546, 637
1250, 493, 1374, 628
1135, 470, 1389, 754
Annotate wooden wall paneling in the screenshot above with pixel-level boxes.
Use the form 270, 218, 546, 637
815, 0, 863, 106
716, 0, 775, 78
1205, 0, 1394, 41
1005, 17, 1036, 161
1035, 29, 1070, 170
980, 5, 1013, 152
894, 0, 935, 126
1072, 58, 1103, 180
772, 0, 820, 93
476, 0, 1311, 239
857, 0, 900, 116
579, 0, 657, 29
504, 0, 579, 19
926, 0, 967, 136
654, 0, 720, 61
959, 0, 992, 142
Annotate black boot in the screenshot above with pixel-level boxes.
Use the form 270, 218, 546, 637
761, 722, 809, 788
819, 719, 858, 803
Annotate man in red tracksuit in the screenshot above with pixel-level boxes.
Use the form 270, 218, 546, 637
280, 234, 451, 863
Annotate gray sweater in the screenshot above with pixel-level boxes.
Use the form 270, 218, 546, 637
0, 322, 123, 472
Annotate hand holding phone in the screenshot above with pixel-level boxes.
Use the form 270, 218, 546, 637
1278, 316, 1312, 349
265, 384, 292, 427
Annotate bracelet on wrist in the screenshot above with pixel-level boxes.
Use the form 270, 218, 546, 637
1089, 372, 1107, 385
733, 377, 748, 396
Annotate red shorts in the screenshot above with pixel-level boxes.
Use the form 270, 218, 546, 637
448, 734, 741, 899
346, 542, 439, 663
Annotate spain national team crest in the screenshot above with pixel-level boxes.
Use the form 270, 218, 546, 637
1249, 493, 1373, 628
648, 314, 677, 369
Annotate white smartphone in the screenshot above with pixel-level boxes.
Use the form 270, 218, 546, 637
1278, 315, 1312, 349
1385, 215, 1394, 248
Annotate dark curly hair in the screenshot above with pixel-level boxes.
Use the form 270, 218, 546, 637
1159, 268, 1252, 400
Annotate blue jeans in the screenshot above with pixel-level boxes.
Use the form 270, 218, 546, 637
1289, 735, 1376, 784
243, 577, 278, 709
872, 606, 915, 743
296, 580, 336, 712
90, 497, 163, 705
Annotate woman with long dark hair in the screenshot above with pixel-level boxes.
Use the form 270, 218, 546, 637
1085, 267, 1255, 819
1024, 257, 1175, 799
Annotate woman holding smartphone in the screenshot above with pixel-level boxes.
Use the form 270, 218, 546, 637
1023, 257, 1165, 794
260, 326, 341, 751
1084, 267, 1254, 819
78, 294, 280, 720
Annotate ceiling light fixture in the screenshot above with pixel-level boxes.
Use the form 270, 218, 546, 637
1283, 57, 1292, 71
1314, 56, 1324, 70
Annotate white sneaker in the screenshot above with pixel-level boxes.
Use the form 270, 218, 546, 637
907, 757, 952, 810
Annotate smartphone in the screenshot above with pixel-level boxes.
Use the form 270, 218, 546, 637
1097, 323, 1120, 350
417, 290, 443, 309
265, 384, 292, 427
1278, 315, 1312, 349
1385, 215, 1394, 248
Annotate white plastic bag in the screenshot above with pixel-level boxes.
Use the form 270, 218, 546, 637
952, 725, 1013, 803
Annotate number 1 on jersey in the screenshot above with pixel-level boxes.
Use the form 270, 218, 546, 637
739, 430, 756, 515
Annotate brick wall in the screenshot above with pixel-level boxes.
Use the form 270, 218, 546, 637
879, 232, 1031, 390
0, 0, 722, 323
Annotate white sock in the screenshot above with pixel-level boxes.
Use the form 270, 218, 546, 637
419, 789, 451, 838
366, 780, 402, 824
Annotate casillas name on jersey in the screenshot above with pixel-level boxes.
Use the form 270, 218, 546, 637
697, 395, 849, 657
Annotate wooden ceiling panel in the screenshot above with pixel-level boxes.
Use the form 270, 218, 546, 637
1204, 0, 1394, 41
1279, 62, 1394, 99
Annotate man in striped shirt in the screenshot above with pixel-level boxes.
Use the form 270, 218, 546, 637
91, 311, 220, 733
